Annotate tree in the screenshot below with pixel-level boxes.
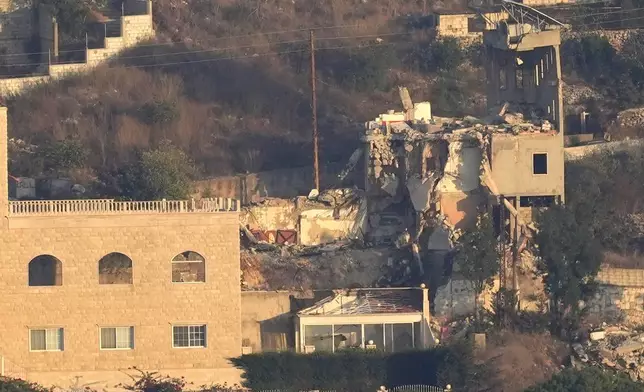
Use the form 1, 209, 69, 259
534, 204, 602, 337
453, 212, 499, 324
525, 367, 644, 392
119, 141, 196, 201
38, 139, 88, 173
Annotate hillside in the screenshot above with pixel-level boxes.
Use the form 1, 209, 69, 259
6, 0, 484, 194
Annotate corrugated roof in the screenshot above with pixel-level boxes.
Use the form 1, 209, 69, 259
298, 288, 423, 316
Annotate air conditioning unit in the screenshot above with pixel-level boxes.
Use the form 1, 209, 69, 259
304, 345, 316, 353
241, 346, 253, 355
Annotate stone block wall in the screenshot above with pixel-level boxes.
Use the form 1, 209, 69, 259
0, 0, 154, 95
0, 212, 242, 388
588, 268, 644, 326
435, 12, 507, 39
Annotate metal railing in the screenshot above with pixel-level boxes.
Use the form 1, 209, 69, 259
0, 355, 27, 379
8, 198, 239, 216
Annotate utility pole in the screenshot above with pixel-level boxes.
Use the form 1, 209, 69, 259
310, 30, 320, 191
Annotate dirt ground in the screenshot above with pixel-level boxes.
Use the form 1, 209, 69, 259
477, 331, 569, 392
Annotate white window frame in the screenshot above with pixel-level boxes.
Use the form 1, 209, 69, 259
172, 325, 207, 348
29, 327, 64, 352
99, 326, 134, 350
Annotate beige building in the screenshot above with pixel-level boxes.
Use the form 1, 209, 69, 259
432, 10, 508, 39
0, 107, 243, 388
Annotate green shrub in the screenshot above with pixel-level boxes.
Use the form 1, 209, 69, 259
0, 377, 51, 392
231, 343, 482, 392
37, 138, 88, 173
409, 37, 466, 74
525, 367, 644, 392
118, 141, 196, 200
316, 45, 399, 92
140, 101, 180, 125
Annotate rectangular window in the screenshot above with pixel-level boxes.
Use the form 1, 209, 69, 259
100, 326, 134, 350
499, 69, 507, 90
30, 328, 63, 351
533, 153, 548, 175
173, 325, 206, 348
515, 68, 524, 89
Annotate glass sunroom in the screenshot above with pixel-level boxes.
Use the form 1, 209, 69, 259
295, 287, 434, 353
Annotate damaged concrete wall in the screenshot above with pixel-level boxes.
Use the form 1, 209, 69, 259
433, 277, 499, 320
241, 291, 293, 352
241, 196, 365, 246
241, 201, 298, 231
299, 203, 366, 246
490, 133, 565, 197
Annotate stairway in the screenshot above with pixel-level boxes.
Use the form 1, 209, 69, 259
95, 0, 123, 38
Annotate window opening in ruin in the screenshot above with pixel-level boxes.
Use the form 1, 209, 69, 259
519, 196, 555, 208
467, 17, 484, 33
28, 255, 62, 286
515, 68, 524, 89
540, 58, 545, 78
499, 68, 507, 90
172, 251, 205, 283
535, 64, 540, 86
100, 326, 134, 350
99, 252, 133, 284
533, 153, 548, 175
30, 328, 63, 351
173, 325, 206, 348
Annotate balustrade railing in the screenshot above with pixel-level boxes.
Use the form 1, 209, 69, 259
8, 198, 239, 216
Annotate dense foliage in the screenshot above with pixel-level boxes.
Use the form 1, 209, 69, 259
535, 204, 602, 336
562, 33, 644, 110
0, 377, 51, 392
231, 344, 485, 392
525, 367, 644, 392
565, 150, 644, 254
118, 141, 196, 200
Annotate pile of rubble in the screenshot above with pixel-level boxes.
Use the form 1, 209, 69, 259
572, 324, 644, 381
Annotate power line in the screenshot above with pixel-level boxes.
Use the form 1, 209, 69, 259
0, 22, 372, 59
0, 32, 410, 69
0, 41, 399, 78
567, 6, 644, 19
573, 13, 644, 27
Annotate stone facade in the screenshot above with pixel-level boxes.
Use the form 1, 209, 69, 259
588, 268, 644, 326
434, 11, 508, 39
0, 105, 243, 388
0, 0, 154, 95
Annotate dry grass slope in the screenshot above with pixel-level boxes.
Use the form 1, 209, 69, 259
7, 0, 481, 187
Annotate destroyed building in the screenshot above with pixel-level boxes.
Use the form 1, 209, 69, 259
240, 2, 568, 320
360, 4, 566, 314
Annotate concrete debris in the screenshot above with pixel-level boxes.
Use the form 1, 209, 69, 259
573, 324, 644, 381
617, 107, 644, 129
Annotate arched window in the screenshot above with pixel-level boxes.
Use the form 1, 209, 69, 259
172, 251, 205, 283
99, 253, 133, 284
28, 255, 62, 286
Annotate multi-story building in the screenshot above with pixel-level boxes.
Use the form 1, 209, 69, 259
0, 107, 242, 388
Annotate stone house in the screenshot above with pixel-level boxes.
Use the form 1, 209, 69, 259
0, 107, 243, 388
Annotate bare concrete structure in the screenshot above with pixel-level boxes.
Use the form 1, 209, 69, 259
0, 107, 243, 388
357, 5, 566, 311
